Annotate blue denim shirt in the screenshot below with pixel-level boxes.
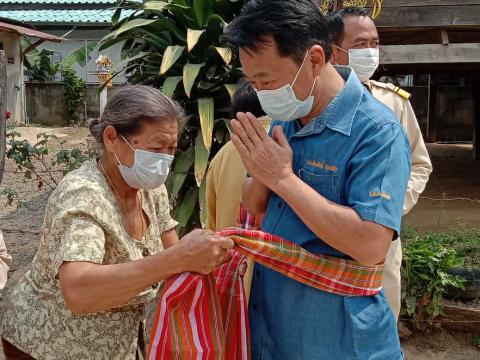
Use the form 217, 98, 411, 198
249, 67, 410, 360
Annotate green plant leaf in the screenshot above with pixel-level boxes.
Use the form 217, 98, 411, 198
176, 188, 198, 229
183, 63, 205, 97
187, 28, 206, 52
198, 98, 214, 151
166, 146, 194, 202
224, 83, 237, 101
192, 0, 212, 27
194, 130, 209, 187
162, 76, 183, 98
215, 47, 232, 65
160, 45, 185, 75
60, 42, 97, 68
111, 18, 159, 39
112, 51, 149, 73
112, 8, 122, 26
142, 1, 169, 11
199, 176, 207, 228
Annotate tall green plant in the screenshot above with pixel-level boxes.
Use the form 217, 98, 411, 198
61, 66, 86, 124
100, 0, 245, 234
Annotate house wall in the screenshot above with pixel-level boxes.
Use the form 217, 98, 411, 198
26, 82, 119, 126
36, 28, 126, 84
0, 31, 24, 123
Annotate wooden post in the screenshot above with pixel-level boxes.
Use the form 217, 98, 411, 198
473, 73, 480, 160
0, 50, 7, 185
427, 76, 438, 143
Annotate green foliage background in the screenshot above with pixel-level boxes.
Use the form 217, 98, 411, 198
101, 0, 246, 234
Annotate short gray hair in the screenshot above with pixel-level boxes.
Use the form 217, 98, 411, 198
89, 85, 185, 144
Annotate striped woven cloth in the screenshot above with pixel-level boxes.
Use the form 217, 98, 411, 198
148, 228, 384, 359
222, 228, 384, 297
148, 250, 249, 360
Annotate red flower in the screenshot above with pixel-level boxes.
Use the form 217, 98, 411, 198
5, 111, 11, 119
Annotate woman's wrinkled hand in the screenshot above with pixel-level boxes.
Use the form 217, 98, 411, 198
176, 229, 234, 274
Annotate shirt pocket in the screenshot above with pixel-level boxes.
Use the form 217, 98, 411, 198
299, 168, 339, 203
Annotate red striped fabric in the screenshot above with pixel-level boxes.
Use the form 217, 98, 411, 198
148, 250, 249, 360
148, 228, 384, 359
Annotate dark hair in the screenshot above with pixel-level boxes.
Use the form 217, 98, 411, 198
88, 85, 185, 144
231, 78, 266, 117
222, 0, 331, 64
328, 6, 370, 45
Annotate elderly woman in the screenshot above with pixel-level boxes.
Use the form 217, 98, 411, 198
0, 86, 233, 360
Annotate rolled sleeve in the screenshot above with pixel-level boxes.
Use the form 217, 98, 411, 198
52, 216, 106, 275
346, 122, 411, 234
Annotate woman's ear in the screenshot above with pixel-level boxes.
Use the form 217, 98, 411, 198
103, 125, 119, 153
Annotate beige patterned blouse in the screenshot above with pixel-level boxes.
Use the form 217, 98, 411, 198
0, 160, 178, 359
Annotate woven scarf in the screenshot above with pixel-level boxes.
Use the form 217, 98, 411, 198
147, 228, 384, 359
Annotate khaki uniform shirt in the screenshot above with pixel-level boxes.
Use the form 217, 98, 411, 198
0, 160, 177, 360
367, 80, 433, 214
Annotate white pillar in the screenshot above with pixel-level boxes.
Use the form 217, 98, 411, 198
99, 87, 107, 116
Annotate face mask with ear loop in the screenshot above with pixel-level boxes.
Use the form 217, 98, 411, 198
254, 51, 317, 122
333, 44, 380, 83
114, 135, 174, 190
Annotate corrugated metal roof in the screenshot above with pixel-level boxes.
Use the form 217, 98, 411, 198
0, 9, 117, 24
0, 20, 62, 41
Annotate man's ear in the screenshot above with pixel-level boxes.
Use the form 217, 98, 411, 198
309, 45, 327, 77
309, 45, 326, 66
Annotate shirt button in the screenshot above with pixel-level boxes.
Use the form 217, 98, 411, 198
251, 303, 258, 311
142, 248, 150, 257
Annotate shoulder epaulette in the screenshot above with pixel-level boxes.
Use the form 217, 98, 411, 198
370, 80, 412, 100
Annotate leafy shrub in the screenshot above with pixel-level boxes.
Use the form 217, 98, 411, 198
400, 226, 466, 329
61, 66, 87, 125
6, 128, 93, 191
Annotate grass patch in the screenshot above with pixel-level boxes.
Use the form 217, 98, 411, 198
401, 222, 480, 269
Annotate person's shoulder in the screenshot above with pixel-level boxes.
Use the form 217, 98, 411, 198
210, 141, 240, 169
51, 160, 110, 208
369, 80, 411, 101
357, 88, 400, 129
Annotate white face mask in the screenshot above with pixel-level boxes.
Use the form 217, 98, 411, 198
115, 136, 174, 190
348, 48, 379, 83
254, 52, 317, 122
333, 45, 380, 83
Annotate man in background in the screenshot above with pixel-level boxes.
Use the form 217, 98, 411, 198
329, 6, 433, 320
206, 79, 270, 300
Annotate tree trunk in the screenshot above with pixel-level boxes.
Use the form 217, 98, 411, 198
0, 50, 6, 184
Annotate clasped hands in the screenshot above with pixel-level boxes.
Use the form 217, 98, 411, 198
230, 112, 294, 191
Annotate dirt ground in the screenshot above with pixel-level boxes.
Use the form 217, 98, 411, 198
404, 143, 480, 232
0, 126, 479, 359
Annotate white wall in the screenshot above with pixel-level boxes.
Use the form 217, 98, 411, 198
0, 31, 24, 123
36, 28, 127, 84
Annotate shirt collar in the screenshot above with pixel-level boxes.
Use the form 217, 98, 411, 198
294, 66, 364, 138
